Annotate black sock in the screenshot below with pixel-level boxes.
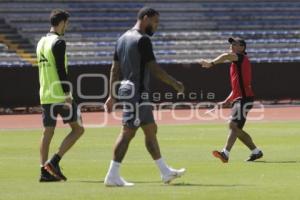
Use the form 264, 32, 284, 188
50, 154, 61, 165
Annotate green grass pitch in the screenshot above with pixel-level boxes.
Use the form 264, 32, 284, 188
1, 122, 300, 200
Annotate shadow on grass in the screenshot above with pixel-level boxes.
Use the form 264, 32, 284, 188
73, 180, 161, 184
74, 180, 104, 184
132, 181, 163, 184
71, 180, 251, 187
254, 160, 300, 164
168, 183, 251, 187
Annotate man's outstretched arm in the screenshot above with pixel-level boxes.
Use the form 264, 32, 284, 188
199, 53, 238, 68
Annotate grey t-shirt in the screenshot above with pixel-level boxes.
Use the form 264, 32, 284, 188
114, 29, 156, 94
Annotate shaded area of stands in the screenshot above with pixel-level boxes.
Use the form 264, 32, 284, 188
0, 18, 35, 67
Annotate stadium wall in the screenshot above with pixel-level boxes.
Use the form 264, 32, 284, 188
0, 63, 299, 107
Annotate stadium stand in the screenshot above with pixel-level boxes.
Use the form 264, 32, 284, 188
1, 0, 300, 109
0, 0, 300, 66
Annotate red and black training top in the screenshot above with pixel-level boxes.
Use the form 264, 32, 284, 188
229, 53, 254, 102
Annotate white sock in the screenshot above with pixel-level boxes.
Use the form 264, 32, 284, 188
222, 148, 230, 157
107, 160, 121, 177
155, 158, 170, 175
252, 148, 260, 155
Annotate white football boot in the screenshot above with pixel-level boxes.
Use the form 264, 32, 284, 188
161, 167, 186, 184
104, 174, 134, 187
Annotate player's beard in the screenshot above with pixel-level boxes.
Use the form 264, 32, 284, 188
145, 25, 154, 36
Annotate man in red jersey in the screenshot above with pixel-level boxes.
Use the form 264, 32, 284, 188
199, 37, 263, 163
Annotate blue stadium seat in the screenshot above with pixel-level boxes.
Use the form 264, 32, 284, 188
1, 0, 300, 66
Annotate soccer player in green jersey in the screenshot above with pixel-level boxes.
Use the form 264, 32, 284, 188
36, 9, 84, 182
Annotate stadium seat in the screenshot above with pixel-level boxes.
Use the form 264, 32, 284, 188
1, 0, 300, 66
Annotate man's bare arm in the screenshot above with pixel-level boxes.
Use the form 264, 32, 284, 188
105, 60, 120, 113
199, 53, 238, 68
109, 61, 120, 98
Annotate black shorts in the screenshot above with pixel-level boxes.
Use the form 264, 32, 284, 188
122, 102, 155, 128
41, 102, 81, 127
230, 97, 254, 129
118, 82, 155, 128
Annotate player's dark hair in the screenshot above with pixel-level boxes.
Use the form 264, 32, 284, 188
50, 9, 70, 26
137, 7, 159, 20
